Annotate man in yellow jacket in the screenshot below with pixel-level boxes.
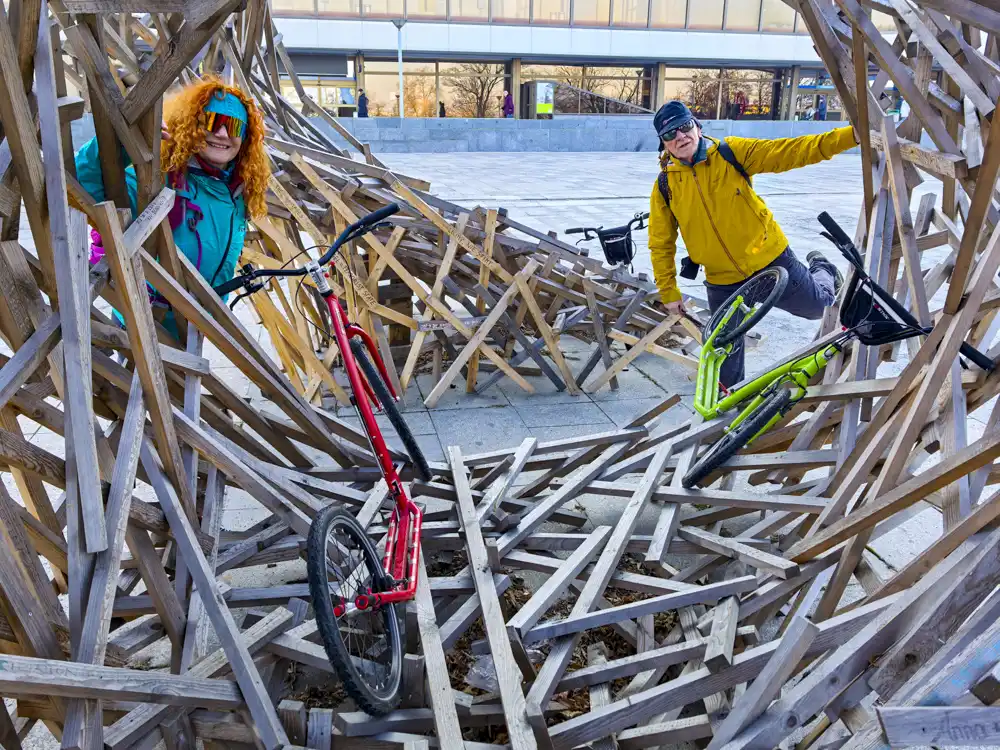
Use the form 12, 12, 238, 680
648, 100, 857, 386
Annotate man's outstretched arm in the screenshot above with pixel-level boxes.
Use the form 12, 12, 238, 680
729, 126, 858, 176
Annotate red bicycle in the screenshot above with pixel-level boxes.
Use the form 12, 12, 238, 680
217, 203, 427, 714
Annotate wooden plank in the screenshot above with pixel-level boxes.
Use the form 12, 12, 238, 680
466, 208, 498, 392
61, 374, 144, 750
449, 447, 537, 750
586, 314, 681, 392
944, 94, 1000, 314
523, 441, 685, 730
139, 441, 288, 749
424, 262, 536, 407
306, 708, 334, 750
95, 202, 196, 520
103, 608, 293, 750
546, 594, 896, 748
703, 596, 739, 672
586, 644, 615, 750
679, 527, 799, 579
787, 429, 1000, 562
707, 615, 819, 749
413, 550, 463, 744
521, 575, 758, 645
877, 707, 1000, 746
506, 526, 611, 638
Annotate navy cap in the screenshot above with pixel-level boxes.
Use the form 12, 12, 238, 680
654, 100, 694, 138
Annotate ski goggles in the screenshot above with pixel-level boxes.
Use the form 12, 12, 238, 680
205, 111, 246, 140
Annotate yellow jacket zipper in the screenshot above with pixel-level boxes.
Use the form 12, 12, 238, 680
692, 166, 749, 278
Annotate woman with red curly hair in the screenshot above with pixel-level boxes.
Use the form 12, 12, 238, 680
75, 78, 269, 333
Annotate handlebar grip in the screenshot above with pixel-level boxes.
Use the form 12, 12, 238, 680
564, 228, 586, 234
817, 212, 852, 247
213, 275, 252, 297
960, 341, 995, 372
359, 202, 399, 228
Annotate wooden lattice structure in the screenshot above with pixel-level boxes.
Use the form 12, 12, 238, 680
4, 0, 1000, 748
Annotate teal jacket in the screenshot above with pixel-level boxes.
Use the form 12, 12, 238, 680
75, 137, 247, 335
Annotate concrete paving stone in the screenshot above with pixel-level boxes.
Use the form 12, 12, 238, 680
497, 375, 584, 404
629, 354, 699, 396
429, 406, 529, 453
338, 409, 437, 437
595, 396, 693, 428
526, 422, 620, 444
416, 373, 511, 410
515, 401, 613, 428
584, 360, 675, 401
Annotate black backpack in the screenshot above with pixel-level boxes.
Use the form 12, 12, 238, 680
656, 137, 751, 207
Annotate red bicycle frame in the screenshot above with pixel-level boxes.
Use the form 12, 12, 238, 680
312, 265, 423, 611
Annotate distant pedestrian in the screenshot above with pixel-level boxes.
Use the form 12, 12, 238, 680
816, 95, 827, 121
439, 101, 446, 118
357, 89, 369, 118
503, 90, 514, 118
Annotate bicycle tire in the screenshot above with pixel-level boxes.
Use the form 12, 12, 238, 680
705, 267, 788, 348
682, 387, 793, 489
307, 507, 403, 716
350, 338, 432, 481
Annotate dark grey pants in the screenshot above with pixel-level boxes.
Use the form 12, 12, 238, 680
705, 248, 836, 387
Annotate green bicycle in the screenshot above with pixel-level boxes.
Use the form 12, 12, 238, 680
681, 212, 995, 489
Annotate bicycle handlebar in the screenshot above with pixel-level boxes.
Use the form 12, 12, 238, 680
816, 212, 994, 373
565, 212, 650, 239
817, 211, 852, 247
213, 203, 400, 296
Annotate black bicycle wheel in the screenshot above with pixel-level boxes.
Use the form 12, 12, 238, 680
350, 338, 432, 481
307, 507, 403, 715
682, 387, 793, 489
705, 267, 788, 348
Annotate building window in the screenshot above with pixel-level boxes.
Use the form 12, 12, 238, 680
441, 63, 505, 116
492, 0, 530, 21
759, 0, 793, 31
721, 69, 777, 118
650, 0, 685, 27
273, 0, 317, 14
523, 65, 651, 112
407, 0, 446, 17
612, 0, 648, 27
451, 0, 488, 19
532, 0, 570, 24
361, 0, 403, 16
573, 0, 611, 26
687, 0, 723, 29
724, 0, 760, 31
318, 0, 359, 15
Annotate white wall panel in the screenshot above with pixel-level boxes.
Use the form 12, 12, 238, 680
278, 17, 823, 65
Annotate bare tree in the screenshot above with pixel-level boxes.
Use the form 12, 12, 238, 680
443, 63, 504, 117
404, 75, 437, 117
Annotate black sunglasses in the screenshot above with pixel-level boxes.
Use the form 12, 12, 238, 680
661, 120, 696, 142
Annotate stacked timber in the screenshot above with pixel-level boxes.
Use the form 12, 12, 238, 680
3, 0, 1000, 747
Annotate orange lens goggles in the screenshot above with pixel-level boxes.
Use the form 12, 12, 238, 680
205, 112, 246, 139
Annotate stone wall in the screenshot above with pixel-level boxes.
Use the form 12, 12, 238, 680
70, 114, 856, 156
313, 116, 856, 153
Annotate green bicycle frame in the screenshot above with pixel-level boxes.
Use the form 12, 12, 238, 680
694, 298, 843, 443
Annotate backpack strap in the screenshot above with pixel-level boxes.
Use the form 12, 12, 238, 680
716, 138, 751, 185
657, 170, 671, 208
